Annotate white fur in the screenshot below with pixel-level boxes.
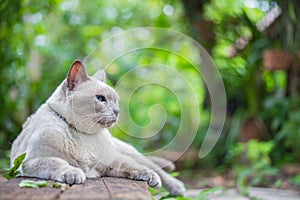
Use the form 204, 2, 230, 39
10, 64, 186, 195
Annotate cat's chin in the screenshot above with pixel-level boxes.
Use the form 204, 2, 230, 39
97, 120, 117, 129
100, 123, 115, 129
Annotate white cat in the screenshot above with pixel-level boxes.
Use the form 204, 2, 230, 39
10, 60, 186, 196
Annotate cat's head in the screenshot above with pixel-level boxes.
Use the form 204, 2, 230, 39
48, 60, 120, 134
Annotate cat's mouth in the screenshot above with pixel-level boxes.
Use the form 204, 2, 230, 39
97, 118, 117, 128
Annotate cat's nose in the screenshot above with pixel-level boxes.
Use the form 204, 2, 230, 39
113, 108, 120, 115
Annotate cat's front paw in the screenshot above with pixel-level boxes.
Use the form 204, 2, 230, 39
164, 178, 186, 196
55, 167, 86, 184
130, 170, 162, 188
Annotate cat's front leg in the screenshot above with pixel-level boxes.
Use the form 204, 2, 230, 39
22, 157, 86, 184
103, 155, 162, 188
113, 138, 186, 195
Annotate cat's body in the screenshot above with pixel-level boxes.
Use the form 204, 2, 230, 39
11, 60, 185, 196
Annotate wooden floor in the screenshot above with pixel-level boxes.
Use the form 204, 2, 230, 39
0, 176, 152, 200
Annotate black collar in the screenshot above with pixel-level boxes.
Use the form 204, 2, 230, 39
47, 103, 76, 129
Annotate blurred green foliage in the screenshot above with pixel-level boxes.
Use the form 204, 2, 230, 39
261, 95, 300, 163
1, 1, 300, 193
0, 0, 196, 168
228, 140, 278, 195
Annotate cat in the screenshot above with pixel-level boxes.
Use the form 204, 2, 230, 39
10, 60, 186, 196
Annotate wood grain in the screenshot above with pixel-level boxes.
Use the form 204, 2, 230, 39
0, 177, 152, 200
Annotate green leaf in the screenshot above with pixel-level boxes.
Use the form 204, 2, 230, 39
195, 186, 223, 200
19, 180, 48, 188
52, 182, 69, 190
14, 153, 26, 168
170, 172, 180, 178
3, 152, 26, 179
52, 182, 64, 188
160, 194, 191, 200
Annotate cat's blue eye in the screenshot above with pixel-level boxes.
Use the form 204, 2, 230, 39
96, 95, 106, 102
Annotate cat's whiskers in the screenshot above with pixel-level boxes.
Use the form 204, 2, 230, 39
71, 115, 97, 130
85, 121, 98, 133
77, 117, 98, 132
78, 114, 98, 123
79, 112, 98, 118
79, 115, 97, 124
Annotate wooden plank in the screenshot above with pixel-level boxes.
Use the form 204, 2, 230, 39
0, 176, 7, 182
60, 178, 110, 200
102, 177, 152, 200
0, 177, 152, 200
0, 177, 62, 200
60, 177, 152, 200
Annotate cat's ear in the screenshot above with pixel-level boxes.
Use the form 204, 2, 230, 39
67, 60, 89, 91
93, 70, 106, 83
